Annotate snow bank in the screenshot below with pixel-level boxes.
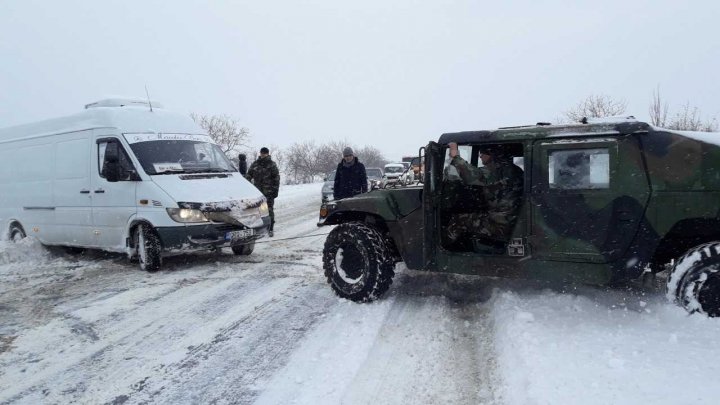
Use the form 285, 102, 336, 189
490, 288, 720, 405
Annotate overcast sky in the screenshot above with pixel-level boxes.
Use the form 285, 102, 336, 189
1, 0, 718, 161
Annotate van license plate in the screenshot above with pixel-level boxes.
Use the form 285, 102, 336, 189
225, 229, 254, 241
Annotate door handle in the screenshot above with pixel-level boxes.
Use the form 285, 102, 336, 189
94, 189, 105, 194
80, 190, 90, 194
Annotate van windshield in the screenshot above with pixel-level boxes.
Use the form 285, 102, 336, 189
125, 133, 235, 175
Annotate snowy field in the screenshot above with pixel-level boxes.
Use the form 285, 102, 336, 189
1, 183, 719, 404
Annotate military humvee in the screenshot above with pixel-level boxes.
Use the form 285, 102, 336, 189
318, 118, 720, 317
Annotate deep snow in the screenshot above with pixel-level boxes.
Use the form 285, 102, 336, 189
1, 183, 719, 404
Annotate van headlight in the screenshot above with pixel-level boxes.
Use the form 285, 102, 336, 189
166, 208, 209, 223
259, 202, 269, 216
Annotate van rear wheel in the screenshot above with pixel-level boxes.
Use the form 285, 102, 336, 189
134, 224, 162, 272
9, 224, 26, 242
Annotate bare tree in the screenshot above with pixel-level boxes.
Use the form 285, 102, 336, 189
281, 140, 390, 184
649, 86, 669, 127
667, 102, 719, 132
190, 113, 250, 155
285, 140, 320, 184
355, 145, 388, 168
648, 88, 718, 132
564, 95, 627, 123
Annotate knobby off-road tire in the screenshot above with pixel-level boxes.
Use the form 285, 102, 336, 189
666, 241, 720, 317
232, 241, 255, 256
134, 224, 162, 272
8, 224, 26, 242
323, 222, 396, 302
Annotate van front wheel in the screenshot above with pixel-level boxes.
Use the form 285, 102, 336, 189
134, 224, 162, 272
232, 241, 255, 256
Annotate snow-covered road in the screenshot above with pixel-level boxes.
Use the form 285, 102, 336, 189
2, 183, 719, 404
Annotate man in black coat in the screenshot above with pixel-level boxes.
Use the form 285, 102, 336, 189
333, 147, 367, 200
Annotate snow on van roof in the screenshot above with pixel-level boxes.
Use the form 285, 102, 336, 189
0, 101, 203, 143
84, 97, 164, 109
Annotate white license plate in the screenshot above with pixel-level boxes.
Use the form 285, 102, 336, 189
225, 229, 255, 241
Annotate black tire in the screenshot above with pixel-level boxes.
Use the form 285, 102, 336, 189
8, 224, 26, 242
134, 224, 162, 272
666, 241, 720, 317
232, 241, 255, 256
322, 222, 395, 302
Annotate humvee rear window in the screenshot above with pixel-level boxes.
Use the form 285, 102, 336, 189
548, 148, 609, 189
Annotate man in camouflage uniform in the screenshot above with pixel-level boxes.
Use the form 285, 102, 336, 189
246, 147, 280, 237
445, 142, 524, 249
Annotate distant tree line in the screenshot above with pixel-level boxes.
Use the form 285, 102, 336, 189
190, 113, 388, 184
562, 89, 718, 132
283, 140, 388, 184
194, 88, 716, 185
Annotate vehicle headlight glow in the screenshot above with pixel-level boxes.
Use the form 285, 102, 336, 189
259, 202, 269, 216
166, 208, 209, 223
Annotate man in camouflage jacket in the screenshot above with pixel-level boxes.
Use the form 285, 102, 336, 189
445, 142, 523, 246
246, 147, 280, 236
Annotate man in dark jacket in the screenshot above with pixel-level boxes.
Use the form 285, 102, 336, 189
238, 153, 248, 176
333, 147, 367, 200
246, 147, 280, 236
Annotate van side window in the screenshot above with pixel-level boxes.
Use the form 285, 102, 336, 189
548, 148, 609, 189
98, 140, 135, 180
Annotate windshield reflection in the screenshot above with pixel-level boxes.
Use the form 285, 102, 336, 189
127, 139, 235, 175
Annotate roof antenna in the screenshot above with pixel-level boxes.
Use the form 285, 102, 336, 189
144, 85, 154, 112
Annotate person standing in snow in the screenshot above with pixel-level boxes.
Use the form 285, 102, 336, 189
333, 146, 367, 200
246, 147, 280, 237
238, 153, 248, 176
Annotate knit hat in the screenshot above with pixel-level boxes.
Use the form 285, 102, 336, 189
343, 147, 354, 156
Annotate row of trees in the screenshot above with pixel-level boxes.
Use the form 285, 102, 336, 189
563, 90, 718, 132
191, 114, 388, 184
193, 90, 717, 184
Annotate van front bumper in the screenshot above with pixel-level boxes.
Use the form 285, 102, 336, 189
155, 217, 270, 251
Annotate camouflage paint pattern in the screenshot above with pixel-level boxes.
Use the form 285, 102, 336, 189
319, 121, 720, 285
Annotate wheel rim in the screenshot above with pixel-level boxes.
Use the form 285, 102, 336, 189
335, 244, 366, 284
698, 271, 720, 317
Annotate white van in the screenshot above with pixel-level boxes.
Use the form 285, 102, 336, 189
0, 98, 270, 271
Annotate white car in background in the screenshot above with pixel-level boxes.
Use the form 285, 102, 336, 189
381, 163, 406, 188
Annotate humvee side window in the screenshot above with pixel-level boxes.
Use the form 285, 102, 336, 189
443, 145, 473, 180
548, 148, 609, 189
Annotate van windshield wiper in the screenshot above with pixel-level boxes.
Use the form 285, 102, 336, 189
186, 168, 231, 173
154, 168, 188, 175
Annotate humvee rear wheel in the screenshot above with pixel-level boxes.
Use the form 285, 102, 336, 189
323, 222, 395, 302
666, 242, 720, 317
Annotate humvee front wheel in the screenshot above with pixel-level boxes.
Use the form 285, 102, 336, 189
323, 222, 395, 302
666, 242, 720, 317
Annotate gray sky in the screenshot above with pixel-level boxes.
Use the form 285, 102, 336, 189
1, 0, 718, 161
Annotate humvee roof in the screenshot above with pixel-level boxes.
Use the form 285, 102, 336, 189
438, 121, 651, 144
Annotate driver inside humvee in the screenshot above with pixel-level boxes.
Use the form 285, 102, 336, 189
441, 142, 524, 253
